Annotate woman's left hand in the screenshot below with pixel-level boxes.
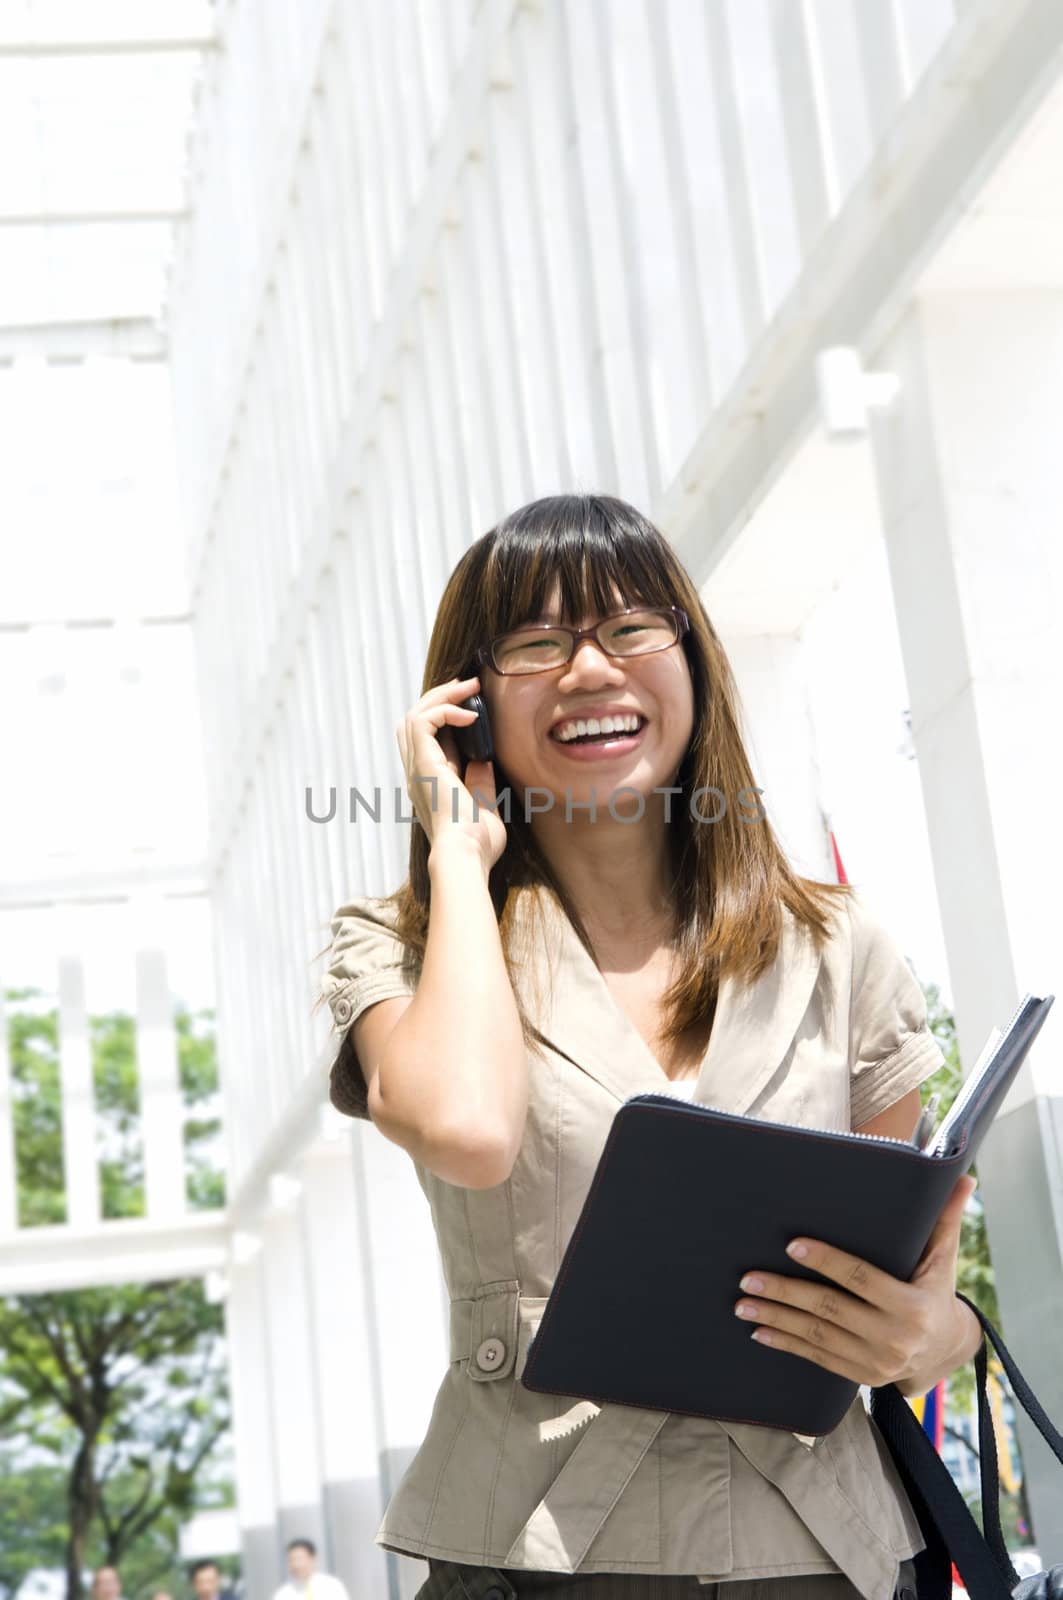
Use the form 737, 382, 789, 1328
734, 1174, 983, 1396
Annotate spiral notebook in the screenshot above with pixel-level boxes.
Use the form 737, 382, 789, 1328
520, 993, 1054, 1436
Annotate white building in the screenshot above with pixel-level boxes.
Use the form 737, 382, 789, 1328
2, 3, 1062, 1598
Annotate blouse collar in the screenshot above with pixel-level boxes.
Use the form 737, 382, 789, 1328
510, 887, 823, 1117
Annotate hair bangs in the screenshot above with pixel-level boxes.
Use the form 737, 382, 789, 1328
479, 494, 681, 638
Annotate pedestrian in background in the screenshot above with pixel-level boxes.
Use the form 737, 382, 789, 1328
272, 1538, 350, 1600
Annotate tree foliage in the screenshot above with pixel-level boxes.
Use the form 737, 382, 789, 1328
1, 988, 234, 1600
919, 980, 1033, 1546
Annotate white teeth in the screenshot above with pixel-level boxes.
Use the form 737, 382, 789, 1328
554, 714, 643, 743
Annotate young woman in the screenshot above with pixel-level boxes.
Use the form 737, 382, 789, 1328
317, 495, 980, 1600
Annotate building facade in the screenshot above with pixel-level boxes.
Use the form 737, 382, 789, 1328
135, 0, 1063, 1593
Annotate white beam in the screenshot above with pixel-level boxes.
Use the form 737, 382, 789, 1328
0, 1211, 229, 1295
657, 0, 1063, 584
0, 208, 187, 227
0, 615, 190, 633
0, 319, 166, 362
0, 863, 205, 910
0, 36, 216, 57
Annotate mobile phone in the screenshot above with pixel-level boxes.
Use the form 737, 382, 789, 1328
454, 692, 495, 764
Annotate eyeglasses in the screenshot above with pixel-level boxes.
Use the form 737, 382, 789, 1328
473, 606, 690, 677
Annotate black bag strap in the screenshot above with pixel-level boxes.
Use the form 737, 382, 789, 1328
870, 1381, 1015, 1600
871, 1293, 1063, 1600
956, 1292, 1063, 1580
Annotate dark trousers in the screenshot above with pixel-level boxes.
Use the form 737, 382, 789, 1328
414, 1555, 918, 1600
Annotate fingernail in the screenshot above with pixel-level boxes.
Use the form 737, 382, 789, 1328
739, 1275, 764, 1294
786, 1241, 808, 1260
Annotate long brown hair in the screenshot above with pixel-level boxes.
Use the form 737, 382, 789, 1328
313, 493, 851, 1053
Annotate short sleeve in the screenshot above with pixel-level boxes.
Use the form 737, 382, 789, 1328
320, 896, 421, 1120
846, 892, 946, 1128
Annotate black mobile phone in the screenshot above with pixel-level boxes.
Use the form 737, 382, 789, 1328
454, 692, 495, 764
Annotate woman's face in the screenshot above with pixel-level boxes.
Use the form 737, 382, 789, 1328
481, 581, 695, 811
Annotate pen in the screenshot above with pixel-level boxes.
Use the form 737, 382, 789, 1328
910, 1092, 941, 1150
920, 1025, 1003, 1156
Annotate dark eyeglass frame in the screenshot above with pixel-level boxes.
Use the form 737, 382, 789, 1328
472, 605, 690, 677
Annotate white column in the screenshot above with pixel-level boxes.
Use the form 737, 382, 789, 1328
723, 632, 834, 882
868, 291, 1063, 1562
356, 1122, 450, 1600
298, 1133, 392, 1599
55, 924, 100, 1228
259, 1179, 326, 1554
131, 894, 186, 1221
225, 1246, 281, 1600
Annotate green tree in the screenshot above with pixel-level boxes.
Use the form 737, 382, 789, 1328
7, 988, 225, 1226
8, 987, 65, 1228
919, 980, 1033, 1547
176, 1007, 227, 1213
0, 1463, 69, 1597
1, 987, 233, 1600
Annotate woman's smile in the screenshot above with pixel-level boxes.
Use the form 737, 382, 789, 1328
546, 716, 649, 762
485, 582, 694, 801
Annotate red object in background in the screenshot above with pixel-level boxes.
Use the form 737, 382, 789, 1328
952, 1562, 965, 1589
921, 1380, 946, 1452
829, 829, 849, 885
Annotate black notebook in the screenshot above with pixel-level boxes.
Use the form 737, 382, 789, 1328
520, 992, 1054, 1436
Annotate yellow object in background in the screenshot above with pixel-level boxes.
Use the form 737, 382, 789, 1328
907, 1366, 1020, 1500
987, 1361, 1020, 1495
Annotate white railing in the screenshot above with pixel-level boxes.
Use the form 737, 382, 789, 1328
0, 883, 228, 1293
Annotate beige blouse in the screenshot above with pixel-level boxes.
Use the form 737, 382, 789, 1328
320, 886, 944, 1600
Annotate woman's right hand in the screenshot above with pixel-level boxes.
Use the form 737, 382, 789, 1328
395, 675, 508, 872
